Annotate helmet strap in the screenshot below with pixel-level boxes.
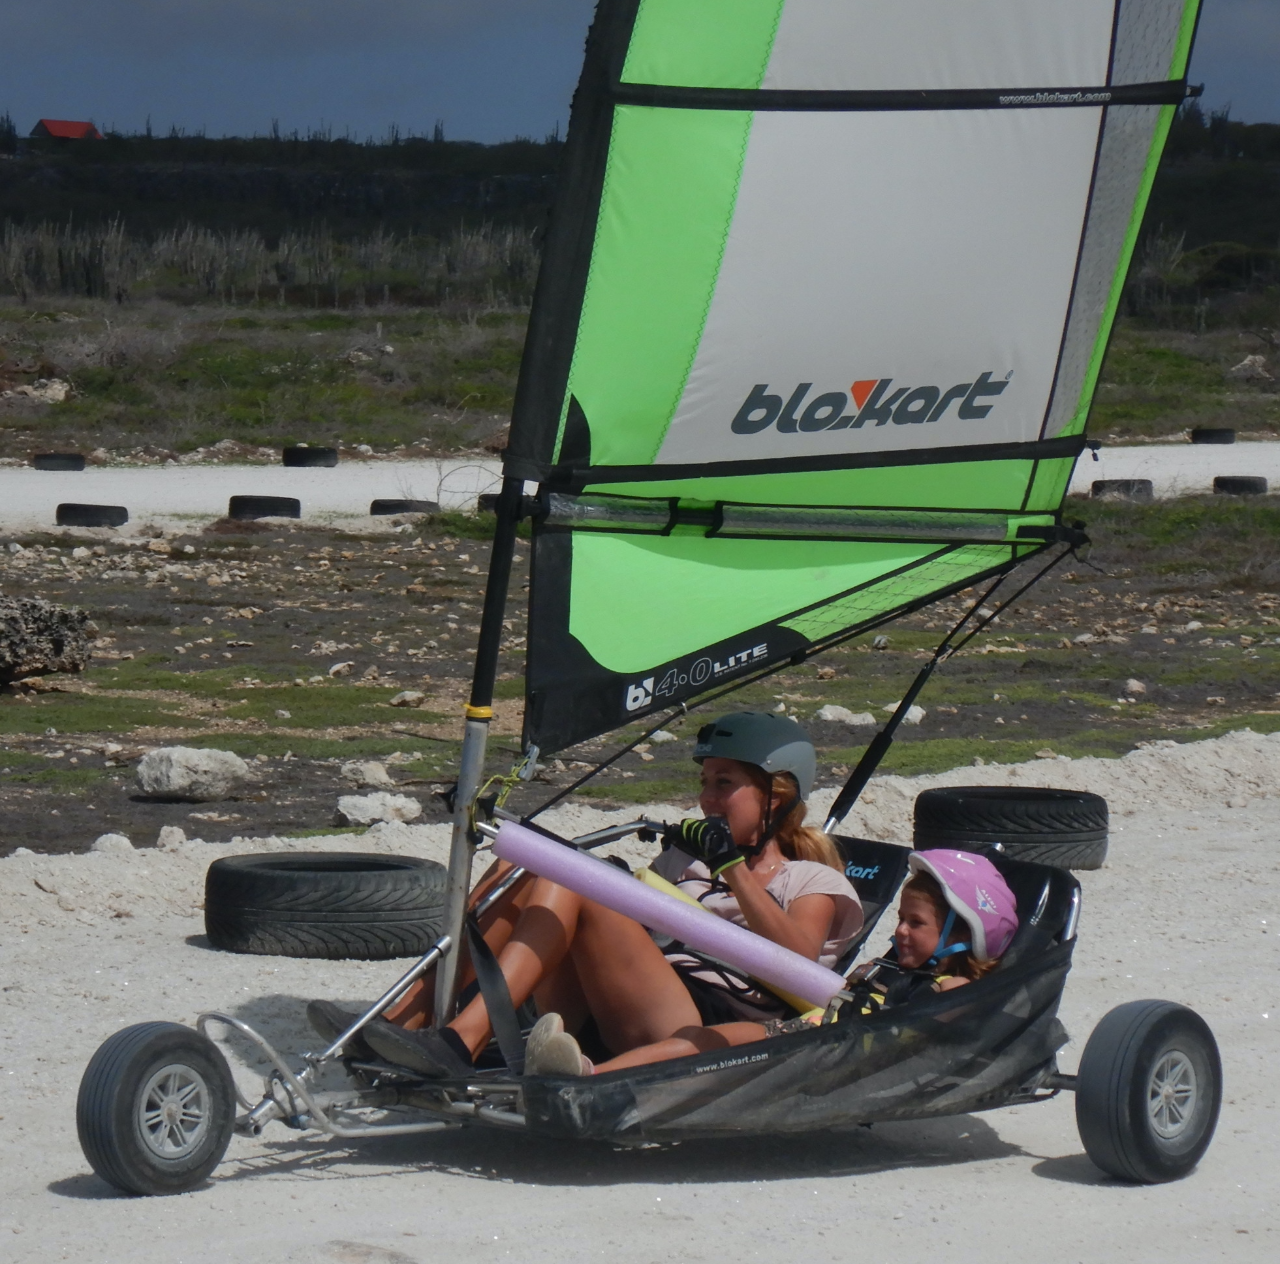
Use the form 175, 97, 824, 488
925, 909, 971, 969
740, 793, 798, 857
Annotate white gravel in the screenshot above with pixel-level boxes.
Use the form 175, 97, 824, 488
2, 732, 1277, 1263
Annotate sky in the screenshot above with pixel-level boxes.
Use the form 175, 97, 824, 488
0, 0, 1275, 143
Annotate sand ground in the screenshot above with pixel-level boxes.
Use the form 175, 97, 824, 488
1, 734, 1277, 1263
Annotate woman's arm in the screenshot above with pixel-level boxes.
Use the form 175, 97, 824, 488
719, 864, 834, 959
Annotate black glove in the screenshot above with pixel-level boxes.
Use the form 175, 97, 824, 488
662, 816, 744, 878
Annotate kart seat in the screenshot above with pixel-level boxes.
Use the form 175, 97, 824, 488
831, 836, 912, 973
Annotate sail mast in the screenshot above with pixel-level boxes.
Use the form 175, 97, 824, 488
433, 476, 525, 1019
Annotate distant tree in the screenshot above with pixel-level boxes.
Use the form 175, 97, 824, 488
0, 111, 16, 154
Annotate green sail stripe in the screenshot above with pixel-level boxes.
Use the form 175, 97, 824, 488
1169, 0, 1202, 77
781, 544, 1030, 641
622, 0, 785, 89
559, 106, 754, 467
570, 532, 1002, 675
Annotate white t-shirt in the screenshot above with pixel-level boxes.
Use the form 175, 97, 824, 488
649, 847, 864, 1018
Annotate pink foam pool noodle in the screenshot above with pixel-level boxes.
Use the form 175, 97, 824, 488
493, 821, 847, 1009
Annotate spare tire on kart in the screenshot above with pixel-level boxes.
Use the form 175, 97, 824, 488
205, 852, 447, 959
913, 786, 1108, 870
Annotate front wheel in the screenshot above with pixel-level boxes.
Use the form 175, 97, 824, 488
1075, 1000, 1221, 1183
77, 1023, 236, 1195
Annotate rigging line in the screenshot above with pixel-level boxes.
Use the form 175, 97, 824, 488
524, 541, 1068, 822
824, 542, 1080, 830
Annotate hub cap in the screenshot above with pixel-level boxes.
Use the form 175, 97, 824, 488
138, 1063, 211, 1159
1147, 1050, 1197, 1140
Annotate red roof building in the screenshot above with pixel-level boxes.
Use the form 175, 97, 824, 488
30, 119, 103, 140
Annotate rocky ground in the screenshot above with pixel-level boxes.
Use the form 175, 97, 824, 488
3, 495, 1280, 856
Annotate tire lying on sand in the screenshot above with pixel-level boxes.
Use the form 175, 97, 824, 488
1091, 479, 1153, 502
370, 498, 439, 515
56, 502, 128, 527
282, 445, 338, 467
1213, 475, 1267, 496
204, 852, 448, 959
1075, 1000, 1222, 1183
1190, 427, 1234, 445
913, 785, 1108, 870
227, 494, 301, 520
33, 452, 86, 471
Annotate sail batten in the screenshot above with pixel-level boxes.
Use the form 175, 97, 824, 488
507, 0, 1202, 754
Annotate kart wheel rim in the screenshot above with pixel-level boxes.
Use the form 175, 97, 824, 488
138, 1063, 211, 1159
1147, 1050, 1197, 1140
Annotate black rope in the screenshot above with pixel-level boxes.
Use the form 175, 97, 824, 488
824, 543, 1080, 829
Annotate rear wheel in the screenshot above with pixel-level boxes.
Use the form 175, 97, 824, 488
77, 1023, 236, 1196
1075, 1000, 1221, 1183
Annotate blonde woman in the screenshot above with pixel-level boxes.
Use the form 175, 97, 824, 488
310, 713, 862, 1077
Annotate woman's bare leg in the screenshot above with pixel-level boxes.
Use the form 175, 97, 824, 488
447, 879, 704, 1059
382, 860, 533, 1030
449, 876, 585, 1056
566, 900, 703, 1053
594, 1023, 768, 1073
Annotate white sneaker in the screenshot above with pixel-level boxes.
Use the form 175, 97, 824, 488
524, 1012, 592, 1076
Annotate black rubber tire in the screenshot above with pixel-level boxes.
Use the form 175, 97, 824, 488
1213, 476, 1267, 496
1091, 479, 1153, 501
204, 851, 447, 959
56, 502, 128, 527
370, 498, 439, 515
227, 495, 301, 520
33, 452, 86, 471
282, 445, 338, 467
77, 1022, 236, 1196
1076, 1000, 1222, 1183
913, 785, 1109, 870
1190, 427, 1235, 445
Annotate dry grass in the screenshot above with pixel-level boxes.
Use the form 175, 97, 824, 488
0, 298, 523, 455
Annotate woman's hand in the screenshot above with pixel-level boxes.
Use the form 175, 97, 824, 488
720, 864, 834, 961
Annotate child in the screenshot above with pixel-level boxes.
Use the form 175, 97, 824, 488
847, 848, 1019, 1011
522, 849, 1018, 1075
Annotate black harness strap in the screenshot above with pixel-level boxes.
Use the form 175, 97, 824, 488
465, 915, 525, 1075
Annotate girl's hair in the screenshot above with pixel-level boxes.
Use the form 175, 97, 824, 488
901, 872, 1000, 980
748, 768, 844, 871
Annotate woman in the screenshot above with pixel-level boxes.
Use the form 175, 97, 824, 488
308, 712, 862, 1077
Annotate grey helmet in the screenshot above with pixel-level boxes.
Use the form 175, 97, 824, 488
693, 711, 816, 800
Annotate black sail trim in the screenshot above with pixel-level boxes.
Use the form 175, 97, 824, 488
610, 79, 1190, 113
547, 434, 1086, 489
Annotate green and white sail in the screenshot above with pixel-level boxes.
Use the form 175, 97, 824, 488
504, 0, 1202, 754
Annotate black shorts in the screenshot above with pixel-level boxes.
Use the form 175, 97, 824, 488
668, 959, 795, 1026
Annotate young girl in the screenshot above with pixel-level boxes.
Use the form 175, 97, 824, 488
846, 848, 1019, 1012
531, 848, 1018, 1076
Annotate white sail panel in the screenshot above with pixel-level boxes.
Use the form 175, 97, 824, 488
761, 0, 1117, 93
655, 107, 1101, 466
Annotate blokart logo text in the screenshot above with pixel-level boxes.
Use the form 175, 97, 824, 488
624, 643, 768, 712
731, 373, 1011, 434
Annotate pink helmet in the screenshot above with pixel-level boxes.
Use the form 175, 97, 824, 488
908, 850, 1019, 962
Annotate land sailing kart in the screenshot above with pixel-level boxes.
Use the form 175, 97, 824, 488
76, 0, 1221, 1200
76, 818, 1222, 1196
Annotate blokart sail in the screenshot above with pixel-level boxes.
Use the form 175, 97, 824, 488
501, 0, 1202, 754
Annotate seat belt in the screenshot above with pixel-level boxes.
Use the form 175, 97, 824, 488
464, 914, 525, 1075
